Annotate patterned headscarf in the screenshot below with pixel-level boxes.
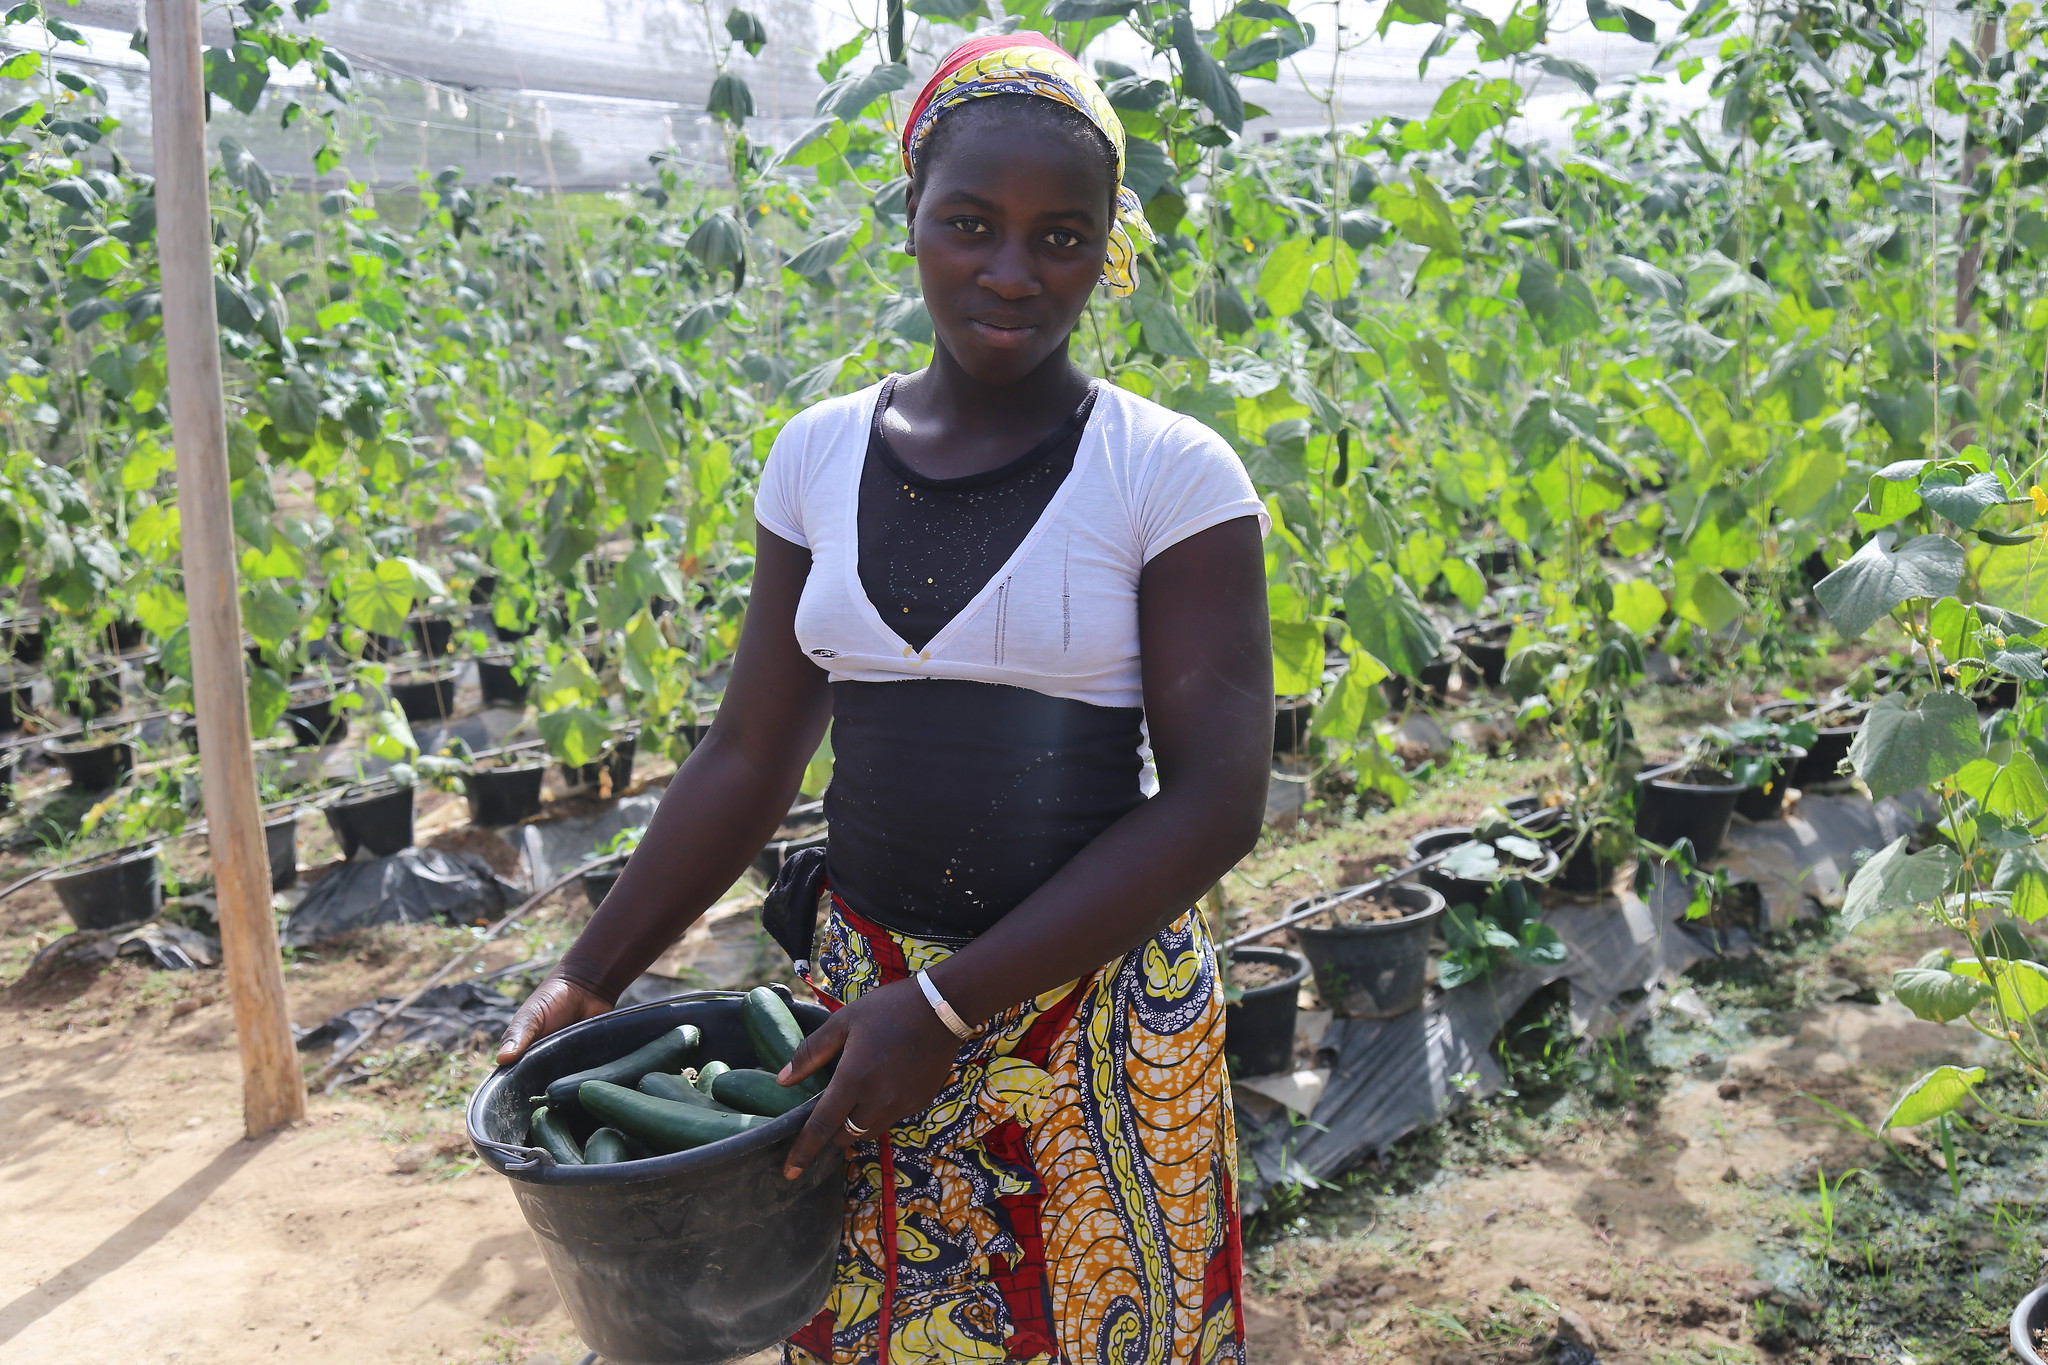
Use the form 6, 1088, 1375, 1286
900, 32, 1154, 297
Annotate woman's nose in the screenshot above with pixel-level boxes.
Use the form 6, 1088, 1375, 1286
977, 237, 1041, 301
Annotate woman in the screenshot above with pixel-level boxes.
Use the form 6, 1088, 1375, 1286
497, 33, 1273, 1364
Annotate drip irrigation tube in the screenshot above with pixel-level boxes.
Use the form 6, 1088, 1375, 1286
311, 854, 610, 1091
1220, 847, 1455, 953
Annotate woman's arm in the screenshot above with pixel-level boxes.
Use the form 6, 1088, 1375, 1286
779, 514, 1271, 1177
495, 527, 832, 1063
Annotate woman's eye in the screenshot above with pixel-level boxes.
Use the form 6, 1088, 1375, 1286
947, 217, 990, 235
1045, 230, 1082, 248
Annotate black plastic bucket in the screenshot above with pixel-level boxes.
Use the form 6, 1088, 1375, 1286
1408, 827, 1560, 907
391, 668, 460, 723
357, 631, 404, 662
1752, 699, 1864, 787
50, 843, 161, 930
561, 733, 637, 796
1225, 945, 1309, 1076
466, 992, 846, 1365
477, 655, 529, 708
1292, 882, 1446, 1018
581, 858, 626, 909
410, 613, 456, 658
1273, 696, 1314, 755
465, 762, 547, 826
1454, 621, 1514, 687
327, 784, 415, 858
106, 618, 146, 654
0, 745, 15, 812
1733, 745, 1806, 822
65, 664, 124, 720
1635, 762, 1744, 860
264, 812, 299, 891
45, 729, 136, 791
285, 693, 347, 746
470, 574, 498, 605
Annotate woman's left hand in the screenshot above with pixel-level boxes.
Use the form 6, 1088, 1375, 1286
779, 976, 963, 1180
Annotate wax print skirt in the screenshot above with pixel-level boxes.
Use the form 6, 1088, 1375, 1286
784, 897, 1246, 1365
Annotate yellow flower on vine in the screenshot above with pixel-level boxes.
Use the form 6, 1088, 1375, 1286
2031, 484, 2048, 518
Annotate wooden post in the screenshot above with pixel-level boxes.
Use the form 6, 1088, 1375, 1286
147, 0, 305, 1137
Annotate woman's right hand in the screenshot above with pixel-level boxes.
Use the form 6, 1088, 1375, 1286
496, 975, 613, 1065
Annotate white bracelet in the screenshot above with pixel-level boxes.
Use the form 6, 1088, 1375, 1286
916, 968, 974, 1040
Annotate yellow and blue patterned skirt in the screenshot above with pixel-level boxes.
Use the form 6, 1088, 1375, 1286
785, 897, 1245, 1365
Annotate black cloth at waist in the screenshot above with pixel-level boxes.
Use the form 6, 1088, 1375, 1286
824, 678, 1144, 940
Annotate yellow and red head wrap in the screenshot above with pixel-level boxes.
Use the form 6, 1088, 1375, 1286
900, 32, 1155, 297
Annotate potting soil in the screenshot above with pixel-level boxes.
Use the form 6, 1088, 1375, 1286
1237, 791, 1931, 1212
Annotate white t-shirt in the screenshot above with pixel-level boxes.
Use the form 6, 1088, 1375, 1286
754, 377, 1269, 711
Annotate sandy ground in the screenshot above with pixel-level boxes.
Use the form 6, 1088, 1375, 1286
0, 916, 1982, 1365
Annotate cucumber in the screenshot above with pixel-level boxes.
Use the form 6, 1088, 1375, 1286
639, 1071, 741, 1111
579, 1080, 768, 1153
527, 1105, 586, 1165
693, 1060, 730, 1095
583, 1127, 631, 1165
710, 1066, 820, 1117
544, 1024, 700, 1111
742, 986, 807, 1071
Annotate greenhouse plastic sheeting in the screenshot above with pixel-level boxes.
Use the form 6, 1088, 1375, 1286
1237, 791, 1936, 1212
516, 791, 663, 888
280, 847, 518, 947
294, 979, 519, 1063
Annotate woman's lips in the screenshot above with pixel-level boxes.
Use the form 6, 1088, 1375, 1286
967, 317, 1039, 346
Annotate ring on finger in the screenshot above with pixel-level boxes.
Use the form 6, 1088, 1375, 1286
842, 1117, 871, 1138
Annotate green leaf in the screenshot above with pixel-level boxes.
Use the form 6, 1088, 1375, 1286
1814, 531, 1965, 639
1538, 54, 1599, 97
1918, 468, 2008, 529
202, 45, 269, 115
1890, 964, 1981, 1022
337, 559, 422, 637
1586, 0, 1656, 41
1603, 254, 1685, 308
1952, 956, 2048, 1018
1880, 1065, 1984, 1128
1848, 692, 1982, 800
1841, 836, 1963, 929
1609, 578, 1666, 635
784, 224, 857, 279
538, 706, 613, 768
1342, 564, 1443, 679
1271, 619, 1324, 695
216, 135, 273, 207
707, 71, 754, 124
725, 7, 769, 53
241, 582, 299, 648
135, 582, 186, 637
1310, 655, 1388, 744
1516, 256, 1600, 343
1131, 288, 1202, 358
247, 665, 290, 739
817, 62, 910, 120
1172, 12, 1244, 132
1376, 173, 1461, 255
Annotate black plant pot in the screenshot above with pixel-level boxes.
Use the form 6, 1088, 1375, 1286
1453, 622, 1514, 688
5, 616, 45, 665
465, 762, 547, 826
477, 655, 529, 708
2011, 1282, 2048, 1365
391, 667, 460, 723
1382, 644, 1464, 707
677, 714, 718, 750
1293, 882, 1447, 1018
326, 783, 415, 859
105, 618, 147, 654
356, 631, 404, 662
410, 612, 456, 658
1475, 545, 1517, 577
582, 858, 626, 910
264, 812, 299, 891
50, 844, 161, 930
1274, 696, 1314, 755
494, 617, 538, 642
0, 670, 33, 732
470, 574, 498, 605
0, 745, 15, 812
561, 733, 637, 796
45, 729, 136, 791
1635, 762, 1745, 861
65, 665, 125, 720
284, 693, 347, 747
1732, 745, 1808, 822
1752, 698, 1865, 787
1408, 827, 1561, 908
1225, 945, 1310, 1077
753, 806, 828, 882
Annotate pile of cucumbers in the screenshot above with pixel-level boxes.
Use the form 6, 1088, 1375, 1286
525, 986, 828, 1166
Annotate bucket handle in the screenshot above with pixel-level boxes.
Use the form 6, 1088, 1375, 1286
473, 1134, 549, 1172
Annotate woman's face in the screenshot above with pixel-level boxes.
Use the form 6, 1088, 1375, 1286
907, 115, 1114, 386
